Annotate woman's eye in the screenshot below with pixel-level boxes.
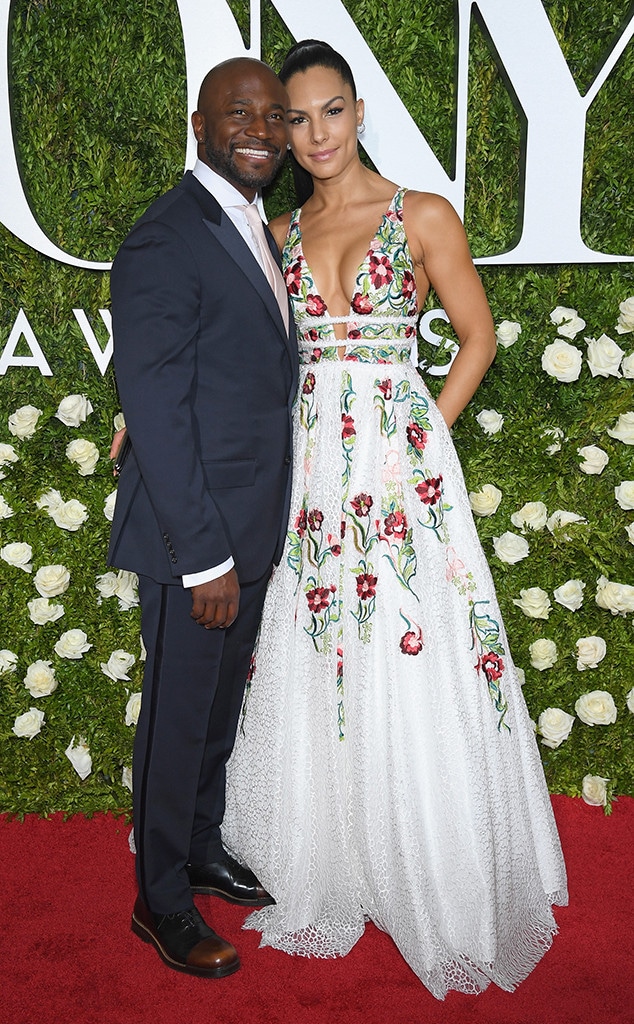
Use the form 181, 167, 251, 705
326, 107, 343, 116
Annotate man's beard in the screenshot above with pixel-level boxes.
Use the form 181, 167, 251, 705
203, 133, 284, 190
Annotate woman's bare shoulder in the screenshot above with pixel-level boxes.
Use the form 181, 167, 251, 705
268, 211, 292, 251
402, 189, 461, 226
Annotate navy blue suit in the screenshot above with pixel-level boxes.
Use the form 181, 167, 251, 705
109, 171, 297, 913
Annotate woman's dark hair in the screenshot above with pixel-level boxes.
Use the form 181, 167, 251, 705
279, 40, 358, 206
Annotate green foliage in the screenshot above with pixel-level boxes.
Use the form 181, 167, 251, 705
1, 0, 633, 814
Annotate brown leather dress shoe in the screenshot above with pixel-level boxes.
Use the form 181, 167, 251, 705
187, 853, 275, 906
131, 896, 240, 978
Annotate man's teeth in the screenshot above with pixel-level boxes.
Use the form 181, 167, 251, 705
235, 148, 270, 158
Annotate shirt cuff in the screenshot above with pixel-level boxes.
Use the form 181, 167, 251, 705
182, 557, 234, 588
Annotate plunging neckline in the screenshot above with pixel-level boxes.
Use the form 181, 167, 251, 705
296, 188, 403, 318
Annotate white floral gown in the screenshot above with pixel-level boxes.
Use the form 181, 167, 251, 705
223, 188, 568, 999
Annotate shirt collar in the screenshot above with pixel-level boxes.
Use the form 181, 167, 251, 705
192, 158, 258, 210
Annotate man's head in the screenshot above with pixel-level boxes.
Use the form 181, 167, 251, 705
191, 58, 288, 201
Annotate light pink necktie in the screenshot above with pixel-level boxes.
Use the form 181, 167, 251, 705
243, 204, 289, 333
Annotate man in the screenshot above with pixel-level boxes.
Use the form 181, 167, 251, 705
108, 58, 297, 978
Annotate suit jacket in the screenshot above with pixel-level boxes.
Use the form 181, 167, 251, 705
108, 171, 298, 585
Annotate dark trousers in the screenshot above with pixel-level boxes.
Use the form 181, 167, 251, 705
133, 570, 270, 914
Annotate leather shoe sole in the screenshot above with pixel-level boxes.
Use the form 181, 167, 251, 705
131, 897, 240, 978
187, 855, 275, 906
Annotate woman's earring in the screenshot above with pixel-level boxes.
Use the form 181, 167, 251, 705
357, 122, 366, 136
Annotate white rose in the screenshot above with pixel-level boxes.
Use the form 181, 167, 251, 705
492, 531, 530, 564
125, 692, 142, 726
101, 649, 136, 681
575, 636, 607, 671
546, 510, 586, 538
549, 306, 586, 339
476, 409, 504, 435
0, 442, 19, 468
615, 481, 634, 511
538, 707, 575, 748
575, 690, 617, 726
1, 541, 32, 572
512, 587, 552, 619
541, 339, 582, 382
625, 523, 634, 546
577, 445, 609, 475
114, 412, 126, 432
49, 498, 88, 531
34, 563, 70, 598
12, 707, 45, 739
55, 394, 93, 427
510, 501, 548, 532
621, 352, 634, 377
65, 736, 92, 780
96, 571, 119, 600
626, 688, 634, 713
595, 575, 634, 616
468, 483, 502, 516
607, 411, 634, 445
28, 597, 65, 625
585, 334, 624, 377
542, 427, 564, 455
616, 295, 634, 334
515, 666, 526, 687
529, 638, 558, 671
553, 579, 585, 611
23, 659, 58, 697
581, 775, 609, 807
103, 490, 117, 522
114, 570, 140, 610
8, 404, 43, 439
122, 765, 133, 792
0, 649, 18, 673
66, 438, 100, 476
54, 629, 92, 660
495, 320, 521, 348
36, 487, 64, 513
0, 495, 14, 519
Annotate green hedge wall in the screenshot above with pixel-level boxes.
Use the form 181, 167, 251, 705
0, 0, 632, 816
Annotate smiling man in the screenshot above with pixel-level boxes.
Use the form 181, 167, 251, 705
108, 58, 298, 978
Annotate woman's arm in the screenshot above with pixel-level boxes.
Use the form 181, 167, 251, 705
404, 192, 497, 429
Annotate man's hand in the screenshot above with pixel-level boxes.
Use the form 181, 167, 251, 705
190, 569, 240, 629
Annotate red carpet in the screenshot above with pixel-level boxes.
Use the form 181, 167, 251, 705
1, 796, 632, 1024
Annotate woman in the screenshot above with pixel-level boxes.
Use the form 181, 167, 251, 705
223, 40, 567, 999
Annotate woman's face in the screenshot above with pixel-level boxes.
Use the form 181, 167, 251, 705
285, 65, 363, 180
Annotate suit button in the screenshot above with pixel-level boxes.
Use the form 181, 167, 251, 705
163, 533, 169, 541
171, 556, 178, 563
284, 455, 291, 465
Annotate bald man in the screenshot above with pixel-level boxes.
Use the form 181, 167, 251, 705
108, 59, 297, 977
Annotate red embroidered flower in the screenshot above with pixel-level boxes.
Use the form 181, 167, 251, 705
285, 261, 302, 295
302, 372, 316, 394
384, 510, 408, 539
337, 646, 343, 676
310, 344, 322, 359
307, 508, 323, 531
351, 292, 373, 315
294, 508, 307, 537
400, 628, 423, 655
416, 476, 443, 505
479, 652, 505, 682
406, 423, 427, 450
306, 587, 333, 612
340, 521, 346, 539
356, 573, 377, 600
405, 325, 416, 338
377, 378, 392, 400
348, 330, 361, 341
368, 254, 394, 289
306, 293, 327, 317
351, 493, 373, 517
401, 271, 416, 300
342, 414, 356, 439
330, 544, 341, 557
